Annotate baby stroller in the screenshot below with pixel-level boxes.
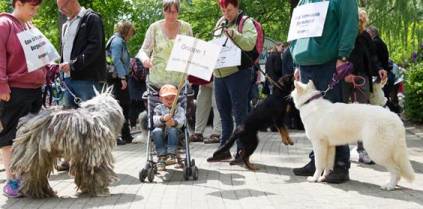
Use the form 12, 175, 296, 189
139, 75, 199, 182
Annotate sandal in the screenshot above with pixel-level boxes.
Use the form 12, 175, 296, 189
204, 134, 220, 144
190, 133, 203, 142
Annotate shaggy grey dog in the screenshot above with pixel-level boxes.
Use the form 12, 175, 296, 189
10, 89, 124, 198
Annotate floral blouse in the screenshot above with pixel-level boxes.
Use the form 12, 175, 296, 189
137, 19, 193, 87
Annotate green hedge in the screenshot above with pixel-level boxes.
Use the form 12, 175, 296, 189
405, 62, 423, 122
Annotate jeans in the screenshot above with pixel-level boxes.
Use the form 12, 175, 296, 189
299, 60, 350, 169
152, 127, 178, 156
214, 68, 252, 152
63, 78, 101, 108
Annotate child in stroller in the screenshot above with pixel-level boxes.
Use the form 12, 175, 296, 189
139, 79, 198, 182
152, 84, 186, 171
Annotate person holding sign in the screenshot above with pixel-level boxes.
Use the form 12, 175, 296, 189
136, 0, 193, 87
0, 0, 46, 198
206, 0, 257, 165
289, 0, 358, 184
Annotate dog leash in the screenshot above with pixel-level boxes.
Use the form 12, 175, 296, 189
53, 65, 82, 106
321, 62, 354, 96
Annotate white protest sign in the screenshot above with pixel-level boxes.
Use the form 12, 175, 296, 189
166, 35, 222, 81
17, 26, 60, 72
210, 36, 241, 69
287, 1, 329, 41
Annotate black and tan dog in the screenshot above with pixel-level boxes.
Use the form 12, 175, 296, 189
211, 75, 295, 170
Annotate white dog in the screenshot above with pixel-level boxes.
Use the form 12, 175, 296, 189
291, 80, 415, 190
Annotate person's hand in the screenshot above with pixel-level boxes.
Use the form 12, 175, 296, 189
120, 79, 127, 90
294, 68, 300, 81
378, 69, 387, 81
163, 114, 172, 122
336, 59, 347, 68
0, 93, 10, 102
344, 74, 354, 83
165, 118, 176, 127
142, 58, 153, 69
59, 62, 71, 73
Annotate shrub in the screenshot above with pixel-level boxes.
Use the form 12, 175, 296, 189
404, 62, 423, 122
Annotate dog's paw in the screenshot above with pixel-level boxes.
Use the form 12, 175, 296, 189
318, 176, 326, 182
307, 176, 318, 182
381, 183, 396, 191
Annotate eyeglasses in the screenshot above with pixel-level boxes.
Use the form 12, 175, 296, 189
164, 10, 178, 14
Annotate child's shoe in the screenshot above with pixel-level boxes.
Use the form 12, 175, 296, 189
166, 154, 177, 165
3, 179, 23, 198
157, 156, 167, 171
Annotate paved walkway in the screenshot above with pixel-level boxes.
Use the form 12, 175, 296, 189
1, 123, 423, 209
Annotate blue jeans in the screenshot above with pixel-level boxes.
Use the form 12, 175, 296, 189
299, 60, 350, 169
63, 78, 101, 108
214, 68, 252, 152
152, 127, 178, 156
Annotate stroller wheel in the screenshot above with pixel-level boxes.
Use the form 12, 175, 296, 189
139, 168, 148, 182
183, 167, 190, 180
147, 167, 155, 182
192, 166, 199, 180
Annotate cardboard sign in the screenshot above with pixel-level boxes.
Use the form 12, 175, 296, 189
166, 35, 221, 81
17, 26, 60, 72
210, 36, 241, 69
287, 1, 329, 41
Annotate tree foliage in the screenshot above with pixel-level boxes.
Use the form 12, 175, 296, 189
2, 0, 420, 64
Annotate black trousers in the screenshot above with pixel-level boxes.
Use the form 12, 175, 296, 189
0, 88, 42, 147
112, 79, 131, 139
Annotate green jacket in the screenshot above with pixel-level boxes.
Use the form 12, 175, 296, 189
213, 13, 257, 78
290, 0, 358, 66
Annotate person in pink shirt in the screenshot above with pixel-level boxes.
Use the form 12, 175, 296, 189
0, 0, 46, 198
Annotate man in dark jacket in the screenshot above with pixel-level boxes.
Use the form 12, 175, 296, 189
57, 0, 106, 108
56, 0, 107, 170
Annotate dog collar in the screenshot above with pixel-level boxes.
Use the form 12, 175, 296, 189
299, 92, 323, 107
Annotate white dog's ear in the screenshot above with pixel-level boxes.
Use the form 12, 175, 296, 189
93, 86, 100, 96
294, 81, 304, 93
307, 80, 316, 90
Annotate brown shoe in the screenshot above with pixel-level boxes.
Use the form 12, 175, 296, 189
204, 134, 220, 144
190, 133, 203, 142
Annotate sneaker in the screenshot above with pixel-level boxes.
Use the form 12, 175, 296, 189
207, 151, 231, 162
157, 156, 166, 171
122, 135, 134, 144
323, 168, 350, 184
3, 179, 23, 198
204, 134, 220, 144
166, 154, 177, 165
358, 151, 375, 165
190, 133, 203, 142
117, 138, 126, 146
293, 160, 315, 176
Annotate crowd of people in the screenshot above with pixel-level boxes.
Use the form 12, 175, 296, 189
0, 0, 400, 198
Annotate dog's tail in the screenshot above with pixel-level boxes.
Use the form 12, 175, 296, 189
212, 126, 243, 157
395, 136, 415, 182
